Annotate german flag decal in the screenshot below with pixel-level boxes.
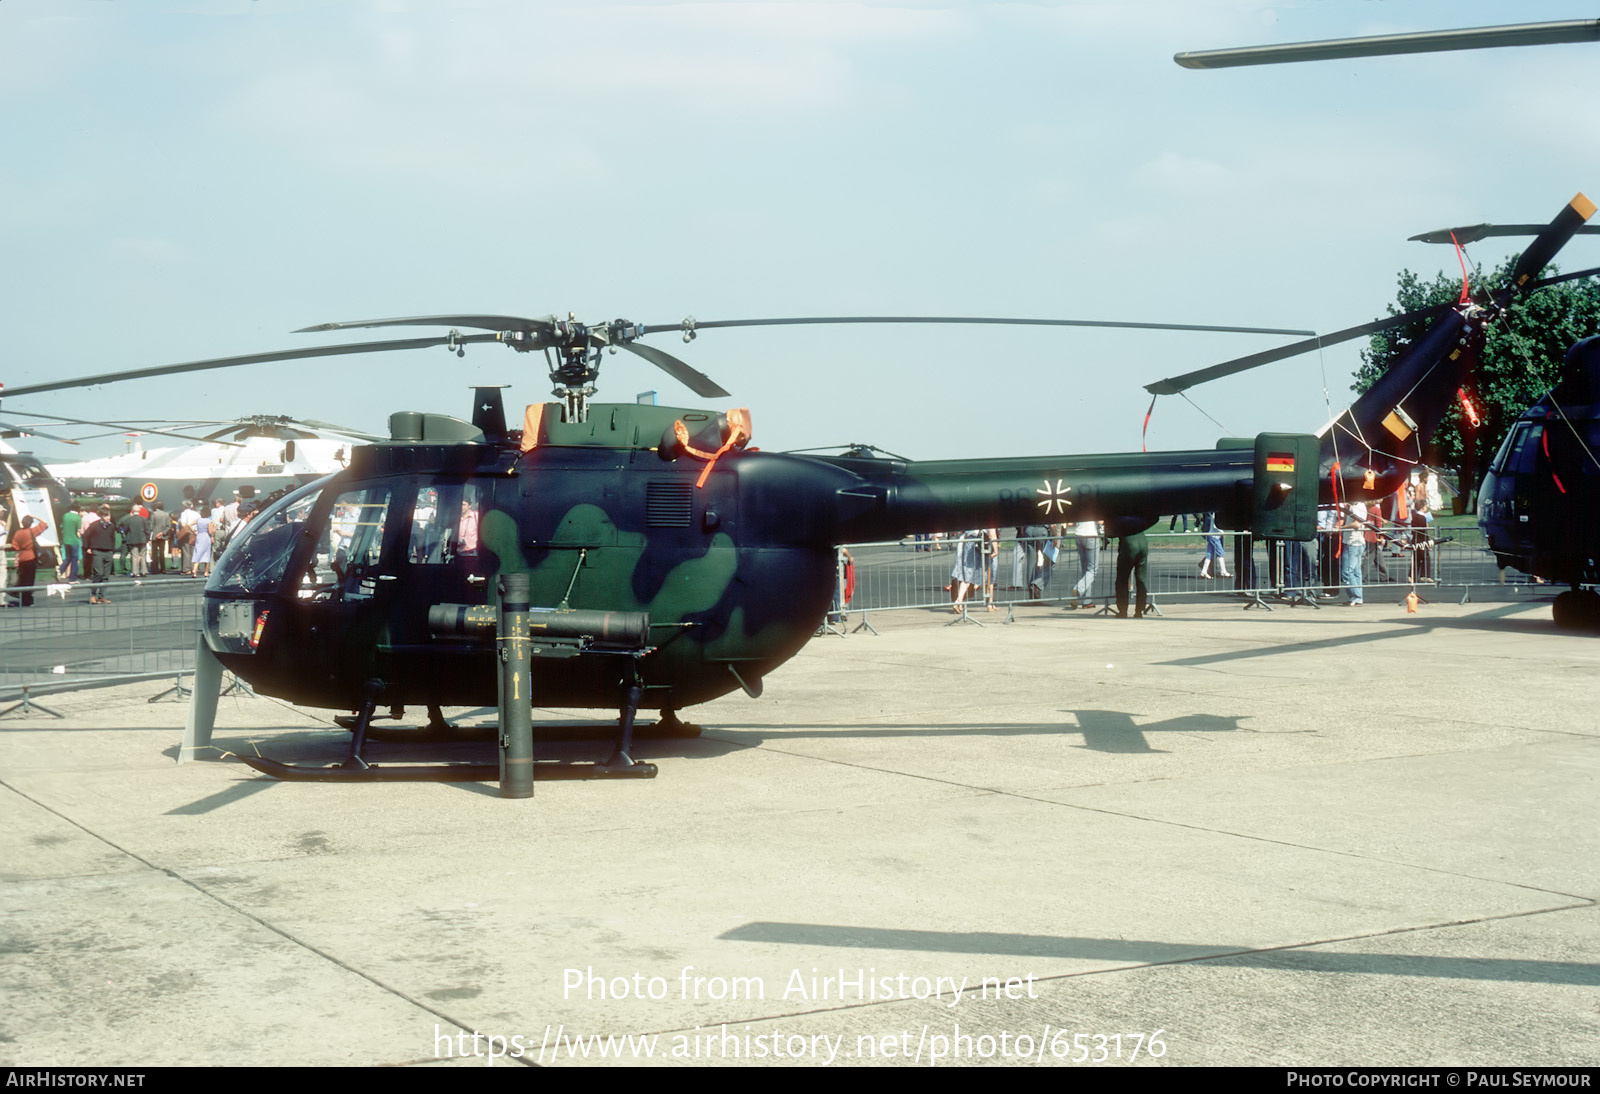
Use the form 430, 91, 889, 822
1266, 452, 1295, 473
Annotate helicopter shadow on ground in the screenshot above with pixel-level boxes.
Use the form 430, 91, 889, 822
718, 922, 1600, 987
1157, 602, 1557, 670
159, 720, 750, 806
156, 708, 1248, 810
701, 711, 1250, 755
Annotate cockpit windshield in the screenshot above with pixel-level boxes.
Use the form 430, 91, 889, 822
3, 458, 57, 488
208, 476, 334, 595
208, 470, 400, 600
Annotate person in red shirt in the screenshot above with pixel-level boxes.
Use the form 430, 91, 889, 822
11, 516, 49, 607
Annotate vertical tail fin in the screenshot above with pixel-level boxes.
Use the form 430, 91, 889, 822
1326, 192, 1595, 500
1320, 305, 1481, 487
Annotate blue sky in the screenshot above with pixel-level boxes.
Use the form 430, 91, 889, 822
3, 0, 1597, 463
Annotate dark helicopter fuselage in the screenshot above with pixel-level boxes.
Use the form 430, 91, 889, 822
1479, 334, 1600, 588
199, 297, 1496, 714
202, 401, 1280, 714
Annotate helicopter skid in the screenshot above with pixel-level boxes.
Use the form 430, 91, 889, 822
239, 754, 658, 782
339, 715, 695, 742
238, 755, 499, 782
357, 720, 685, 743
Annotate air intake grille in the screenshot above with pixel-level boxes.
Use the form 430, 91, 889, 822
647, 482, 695, 528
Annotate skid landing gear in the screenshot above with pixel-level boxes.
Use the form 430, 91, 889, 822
333, 701, 451, 735
236, 755, 501, 782
357, 704, 474, 743
240, 589, 665, 786
237, 689, 659, 782
596, 682, 658, 779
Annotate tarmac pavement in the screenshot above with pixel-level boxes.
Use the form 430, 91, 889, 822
0, 596, 1596, 1068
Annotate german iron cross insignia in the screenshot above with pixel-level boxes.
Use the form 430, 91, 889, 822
1036, 479, 1072, 515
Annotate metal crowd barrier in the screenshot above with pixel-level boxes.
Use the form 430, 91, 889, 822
0, 577, 208, 714
831, 526, 1547, 626
0, 529, 1549, 710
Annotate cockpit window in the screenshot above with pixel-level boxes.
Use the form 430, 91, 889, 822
328, 488, 391, 595
209, 477, 331, 594
1490, 422, 1542, 476
12, 459, 55, 487
1515, 424, 1545, 474
408, 483, 483, 564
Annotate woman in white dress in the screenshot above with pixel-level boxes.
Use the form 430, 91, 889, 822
192, 513, 214, 578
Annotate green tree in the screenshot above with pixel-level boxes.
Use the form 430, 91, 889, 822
1355, 260, 1600, 509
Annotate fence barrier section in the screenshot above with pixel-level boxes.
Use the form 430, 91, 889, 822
0, 577, 207, 706
0, 528, 1562, 712
829, 527, 1553, 626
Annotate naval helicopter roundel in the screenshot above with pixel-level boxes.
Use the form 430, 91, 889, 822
8, 200, 1592, 778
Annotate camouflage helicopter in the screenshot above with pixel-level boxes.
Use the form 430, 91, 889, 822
7, 196, 1591, 780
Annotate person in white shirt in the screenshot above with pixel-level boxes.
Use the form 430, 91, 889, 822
178, 502, 201, 575
1070, 520, 1101, 609
1340, 502, 1367, 605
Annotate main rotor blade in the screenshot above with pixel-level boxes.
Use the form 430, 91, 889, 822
292, 418, 387, 442
0, 420, 78, 444
638, 315, 1315, 338
619, 341, 732, 399
1507, 193, 1597, 291
1143, 305, 1453, 395
1144, 261, 1600, 398
1411, 224, 1600, 245
0, 410, 246, 447
294, 314, 555, 337
1523, 265, 1600, 292
2, 333, 504, 399
1176, 19, 1600, 68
